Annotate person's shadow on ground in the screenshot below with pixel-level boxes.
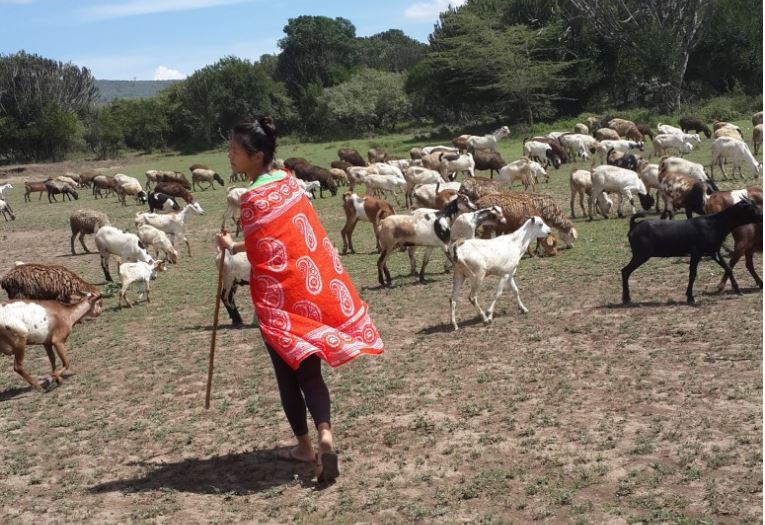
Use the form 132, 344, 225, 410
89, 447, 321, 495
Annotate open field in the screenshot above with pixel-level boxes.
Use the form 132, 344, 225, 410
0, 121, 762, 524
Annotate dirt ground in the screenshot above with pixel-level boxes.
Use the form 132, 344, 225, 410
0, 153, 761, 524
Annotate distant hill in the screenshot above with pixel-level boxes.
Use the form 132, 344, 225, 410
95, 80, 181, 103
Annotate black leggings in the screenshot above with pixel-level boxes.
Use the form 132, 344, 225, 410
266, 345, 331, 437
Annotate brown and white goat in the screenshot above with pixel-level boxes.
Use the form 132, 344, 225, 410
0, 294, 102, 391
340, 192, 395, 254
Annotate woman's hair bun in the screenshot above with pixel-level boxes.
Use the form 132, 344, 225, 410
258, 116, 277, 137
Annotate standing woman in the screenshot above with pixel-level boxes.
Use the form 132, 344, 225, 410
216, 117, 384, 482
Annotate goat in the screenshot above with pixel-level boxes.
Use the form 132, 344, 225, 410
754, 125, 763, 156
606, 147, 641, 172
621, 199, 763, 304
411, 181, 461, 209
341, 192, 395, 254
368, 148, 390, 163
569, 169, 613, 218
147, 192, 181, 214
449, 205, 506, 242
404, 167, 444, 208
651, 133, 699, 158
466, 126, 510, 152
449, 216, 551, 330
69, 209, 110, 255
0, 199, 15, 221
472, 150, 507, 178
594, 140, 644, 166
191, 168, 225, 191
0, 294, 102, 391
497, 157, 547, 191
134, 202, 205, 257
293, 163, 338, 197
118, 260, 166, 308
136, 225, 179, 264
153, 182, 196, 204
711, 137, 760, 180
45, 180, 78, 203
94, 226, 155, 282
439, 152, 475, 180
337, 148, 367, 167
658, 171, 707, 219
589, 165, 654, 219
216, 249, 251, 326
679, 116, 711, 138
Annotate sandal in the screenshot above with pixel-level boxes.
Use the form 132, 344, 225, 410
316, 450, 339, 482
276, 447, 316, 464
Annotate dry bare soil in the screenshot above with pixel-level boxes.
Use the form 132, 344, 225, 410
0, 142, 761, 524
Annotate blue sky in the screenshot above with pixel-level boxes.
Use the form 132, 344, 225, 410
0, 0, 465, 80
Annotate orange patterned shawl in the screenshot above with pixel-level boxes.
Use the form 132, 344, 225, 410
240, 171, 384, 370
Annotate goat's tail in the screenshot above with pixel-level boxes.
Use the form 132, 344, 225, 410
629, 212, 646, 233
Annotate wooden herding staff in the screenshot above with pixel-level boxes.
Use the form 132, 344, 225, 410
205, 216, 229, 409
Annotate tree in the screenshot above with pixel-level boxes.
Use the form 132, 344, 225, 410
357, 30, 428, 72
566, 0, 711, 110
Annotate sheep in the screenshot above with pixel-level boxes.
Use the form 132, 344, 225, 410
449, 216, 551, 331
476, 191, 578, 253
224, 187, 249, 235
411, 181, 461, 209
153, 182, 195, 204
134, 202, 205, 257
705, 187, 763, 292
635, 123, 654, 141
458, 176, 506, 202
679, 116, 712, 138
156, 170, 191, 189
574, 123, 589, 135
1, 263, 101, 304
594, 140, 644, 165
45, 180, 79, 203
78, 171, 98, 188
147, 192, 181, 214
594, 128, 620, 141
423, 145, 459, 156
118, 260, 166, 308
606, 147, 641, 172
115, 181, 148, 206
755, 124, 763, 156
472, 150, 507, 178
92, 175, 117, 199
376, 194, 476, 286
216, 249, 251, 326
55, 176, 78, 189
569, 169, 613, 218
585, 116, 601, 130
191, 168, 225, 191
589, 165, 654, 220
63, 172, 82, 187
328, 168, 349, 187
337, 148, 367, 167
189, 163, 209, 171
341, 192, 395, 254
94, 226, 155, 282
608, 118, 643, 141
404, 167, 444, 208
420, 152, 444, 173
331, 160, 353, 172
449, 205, 506, 242
0, 199, 15, 221
368, 148, 390, 163
466, 126, 510, 152
69, 209, 110, 255
284, 157, 309, 172
621, 199, 763, 304
713, 121, 743, 135
526, 137, 568, 167
409, 147, 424, 160
711, 137, 760, 180
136, 225, 179, 264
753, 112, 763, 126
439, 152, 475, 180
657, 123, 684, 135
0, 294, 102, 391
497, 158, 547, 191
657, 171, 707, 219
24, 181, 48, 202
293, 163, 338, 198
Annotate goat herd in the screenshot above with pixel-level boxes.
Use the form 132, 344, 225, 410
0, 112, 763, 392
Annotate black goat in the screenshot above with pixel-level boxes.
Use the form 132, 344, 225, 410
148, 192, 181, 213
606, 147, 640, 172
621, 199, 763, 304
679, 116, 712, 138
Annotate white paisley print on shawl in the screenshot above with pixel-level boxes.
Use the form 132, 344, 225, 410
255, 237, 288, 272
292, 213, 317, 251
252, 275, 284, 309
322, 237, 344, 275
263, 309, 291, 331
296, 256, 323, 295
330, 279, 355, 317
293, 300, 323, 322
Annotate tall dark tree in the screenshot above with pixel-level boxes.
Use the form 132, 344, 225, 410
357, 30, 428, 72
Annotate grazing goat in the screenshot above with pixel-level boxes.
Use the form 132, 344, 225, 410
45, 180, 78, 203
135, 202, 205, 257
94, 226, 155, 282
569, 169, 613, 218
341, 192, 395, 254
148, 192, 181, 213
594, 128, 620, 141
92, 175, 117, 199
0, 294, 102, 391
526, 137, 567, 168
497, 158, 547, 191
651, 133, 698, 158
118, 260, 166, 308
679, 116, 711, 138
589, 165, 654, 220
449, 217, 551, 330
337, 148, 366, 167
753, 124, 763, 156
293, 163, 338, 197
622, 199, 763, 304
711, 137, 760, 180
0, 199, 15, 221
560, 133, 597, 161
70, 209, 110, 255
376, 195, 476, 286
137, 225, 178, 264
191, 168, 225, 191
153, 182, 195, 204
594, 140, 644, 166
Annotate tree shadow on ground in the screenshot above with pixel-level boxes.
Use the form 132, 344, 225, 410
89, 447, 328, 495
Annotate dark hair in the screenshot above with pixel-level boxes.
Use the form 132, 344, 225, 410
231, 117, 277, 164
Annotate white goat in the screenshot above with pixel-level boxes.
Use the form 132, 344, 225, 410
569, 169, 613, 218
497, 158, 548, 191
657, 123, 684, 135
0, 198, 15, 221
711, 137, 760, 180
411, 182, 461, 209
118, 260, 166, 308
404, 167, 444, 208
449, 216, 551, 331
522, 141, 552, 165
94, 225, 154, 282
658, 157, 710, 183
589, 165, 652, 219
0, 183, 12, 199
450, 205, 506, 241
373, 163, 405, 179
134, 202, 205, 256
594, 140, 644, 165
651, 133, 698, 158
136, 224, 179, 264
559, 134, 596, 160
422, 145, 459, 156
439, 153, 475, 180
467, 126, 510, 152
362, 173, 407, 203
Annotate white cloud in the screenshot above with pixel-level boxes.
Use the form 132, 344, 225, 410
153, 65, 186, 80
404, 0, 467, 21
80, 0, 255, 22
